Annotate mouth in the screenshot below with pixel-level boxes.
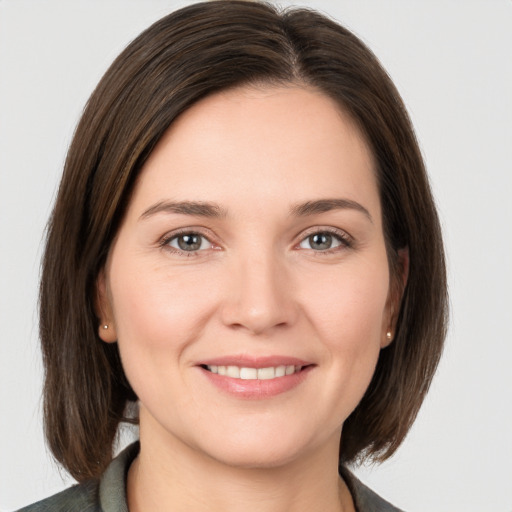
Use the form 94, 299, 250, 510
197, 357, 314, 399
201, 364, 306, 380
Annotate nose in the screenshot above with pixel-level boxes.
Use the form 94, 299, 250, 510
220, 251, 298, 335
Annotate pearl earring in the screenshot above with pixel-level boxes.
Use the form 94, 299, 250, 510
386, 331, 392, 341
103, 325, 109, 330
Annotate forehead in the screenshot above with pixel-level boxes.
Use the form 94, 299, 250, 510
130, 85, 379, 220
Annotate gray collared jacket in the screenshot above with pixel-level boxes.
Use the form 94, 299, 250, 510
18, 442, 404, 512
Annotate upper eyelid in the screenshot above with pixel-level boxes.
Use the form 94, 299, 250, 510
158, 225, 353, 249
297, 226, 353, 242
160, 227, 215, 244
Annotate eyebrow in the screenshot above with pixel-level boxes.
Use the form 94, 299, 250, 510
139, 200, 227, 220
290, 198, 373, 223
139, 198, 372, 223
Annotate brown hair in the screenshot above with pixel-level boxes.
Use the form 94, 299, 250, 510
40, 0, 447, 480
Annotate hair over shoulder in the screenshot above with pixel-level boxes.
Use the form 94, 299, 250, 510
40, 0, 448, 481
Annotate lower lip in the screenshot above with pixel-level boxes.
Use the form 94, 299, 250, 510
199, 366, 313, 399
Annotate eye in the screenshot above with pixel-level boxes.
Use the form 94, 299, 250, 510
166, 232, 211, 252
298, 231, 348, 251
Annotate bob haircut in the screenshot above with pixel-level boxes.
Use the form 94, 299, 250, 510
40, 0, 447, 481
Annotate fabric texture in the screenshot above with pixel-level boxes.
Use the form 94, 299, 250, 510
17, 442, 403, 512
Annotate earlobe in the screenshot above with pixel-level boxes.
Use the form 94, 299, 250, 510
381, 329, 394, 348
95, 270, 117, 343
382, 247, 409, 348
98, 323, 117, 342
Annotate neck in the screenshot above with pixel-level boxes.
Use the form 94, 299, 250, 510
127, 417, 354, 512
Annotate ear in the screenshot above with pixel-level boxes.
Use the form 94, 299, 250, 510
381, 247, 409, 348
95, 269, 117, 343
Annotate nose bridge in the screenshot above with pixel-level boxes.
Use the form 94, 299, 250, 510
221, 243, 296, 334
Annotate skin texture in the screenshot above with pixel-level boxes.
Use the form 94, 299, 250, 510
97, 85, 401, 512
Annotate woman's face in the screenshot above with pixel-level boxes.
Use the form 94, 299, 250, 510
99, 85, 396, 468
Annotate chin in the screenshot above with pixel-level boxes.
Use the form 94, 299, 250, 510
190, 425, 333, 471
206, 443, 304, 470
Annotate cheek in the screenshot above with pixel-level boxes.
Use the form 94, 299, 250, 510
299, 259, 389, 396
302, 261, 389, 343
107, 258, 222, 381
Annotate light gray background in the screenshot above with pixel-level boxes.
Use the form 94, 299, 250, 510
1, 1, 511, 510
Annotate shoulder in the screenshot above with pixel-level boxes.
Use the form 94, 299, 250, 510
340, 466, 405, 512
16, 480, 100, 512
16, 442, 139, 512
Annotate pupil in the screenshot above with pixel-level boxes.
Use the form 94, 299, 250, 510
310, 233, 332, 250
178, 234, 201, 251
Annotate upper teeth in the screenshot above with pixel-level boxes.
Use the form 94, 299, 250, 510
206, 365, 301, 380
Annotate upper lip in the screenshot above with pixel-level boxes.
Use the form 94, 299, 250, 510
197, 355, 314, 368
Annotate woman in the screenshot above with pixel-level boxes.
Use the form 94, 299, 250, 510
20, 1, 447, 510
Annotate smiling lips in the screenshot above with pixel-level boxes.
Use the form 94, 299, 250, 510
206, 364, 302, 380
199, 357, 313, 399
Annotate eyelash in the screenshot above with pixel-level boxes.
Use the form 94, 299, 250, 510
297, 227, 353, 254
159, 228, 215, 257
159, 227, 353, 256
